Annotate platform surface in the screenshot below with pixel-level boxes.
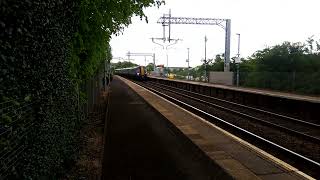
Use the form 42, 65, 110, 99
149, 76, 320, 103
101, 76, 233, 180
118, 76, 313, 180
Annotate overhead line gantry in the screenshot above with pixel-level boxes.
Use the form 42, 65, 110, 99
157, 12, 231, 72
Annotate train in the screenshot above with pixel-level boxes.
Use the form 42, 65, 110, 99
115, 66, 147, 80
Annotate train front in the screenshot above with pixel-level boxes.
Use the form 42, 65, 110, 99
139, 66, 147, 80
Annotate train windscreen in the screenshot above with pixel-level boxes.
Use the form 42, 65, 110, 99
140, 66, 145, 76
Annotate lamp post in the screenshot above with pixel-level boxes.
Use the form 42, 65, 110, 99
166, 52, 169, 74
165, 39, 181, 75
204, 35, 208, 82
186, 48, 190, 80
236, 33, 240, 87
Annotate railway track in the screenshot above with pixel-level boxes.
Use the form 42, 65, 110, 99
130, 79, 320, 178
145, 81, 320, 141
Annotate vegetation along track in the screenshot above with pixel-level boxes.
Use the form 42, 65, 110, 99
130, 79, 320, 178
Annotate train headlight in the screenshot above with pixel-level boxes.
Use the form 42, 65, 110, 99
137, 72, 140, 76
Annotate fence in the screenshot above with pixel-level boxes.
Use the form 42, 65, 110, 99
164, 71, 320, 95
0, 98, 38, 178
0, 69, 110, 178
238, 72, 320, 95
82, 71, 104, 117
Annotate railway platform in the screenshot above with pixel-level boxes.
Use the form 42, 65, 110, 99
148, 76, 320, 103
101, 76, 231, 180
102, 76, 314, 180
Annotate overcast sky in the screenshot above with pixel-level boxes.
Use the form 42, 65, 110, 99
110, 0, 320, 67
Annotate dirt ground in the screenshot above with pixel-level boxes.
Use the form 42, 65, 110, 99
64, 90, 108, 179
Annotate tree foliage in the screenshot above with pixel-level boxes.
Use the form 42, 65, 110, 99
1, 0, 163, 178
173, 54, 224, 80
69, 0, 163, 82
172, 39, 320, 94
112, 61, 139, 69
240, 40, 320, 94
146, 62, 155, 72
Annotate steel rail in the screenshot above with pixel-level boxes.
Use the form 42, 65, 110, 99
131, 80, 320, 171
147, 81, 319, 127
144, 81, 320, 143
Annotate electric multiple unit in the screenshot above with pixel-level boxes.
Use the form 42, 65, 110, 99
115, 66, 147, 80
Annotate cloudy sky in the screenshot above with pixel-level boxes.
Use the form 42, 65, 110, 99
110, 0, 320, 67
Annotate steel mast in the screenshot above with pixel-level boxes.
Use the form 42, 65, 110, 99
157, 15, 231, 72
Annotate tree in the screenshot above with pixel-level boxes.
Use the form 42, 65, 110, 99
112, 61, 138, 69
146, 63, 155, 72
70, 0, 165, 82
1, 0, 165, 178
209, 55, 224, 71
240, 40, 320, 94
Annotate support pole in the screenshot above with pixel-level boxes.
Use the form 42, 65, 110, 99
204, 35, 208, 82
187, 48, 190, 80
205, 35, 207, 61
157, 15, 232, 72
166, 53, 168, 70
224, 19, 231, 72
163, 22, 166, 43
236, 33, 241, 86
153, 53, 156, 71
168, 9, 171, 42
144, 56, 147, 66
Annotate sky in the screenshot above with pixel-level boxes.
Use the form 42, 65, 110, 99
110, 0, 320, 67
